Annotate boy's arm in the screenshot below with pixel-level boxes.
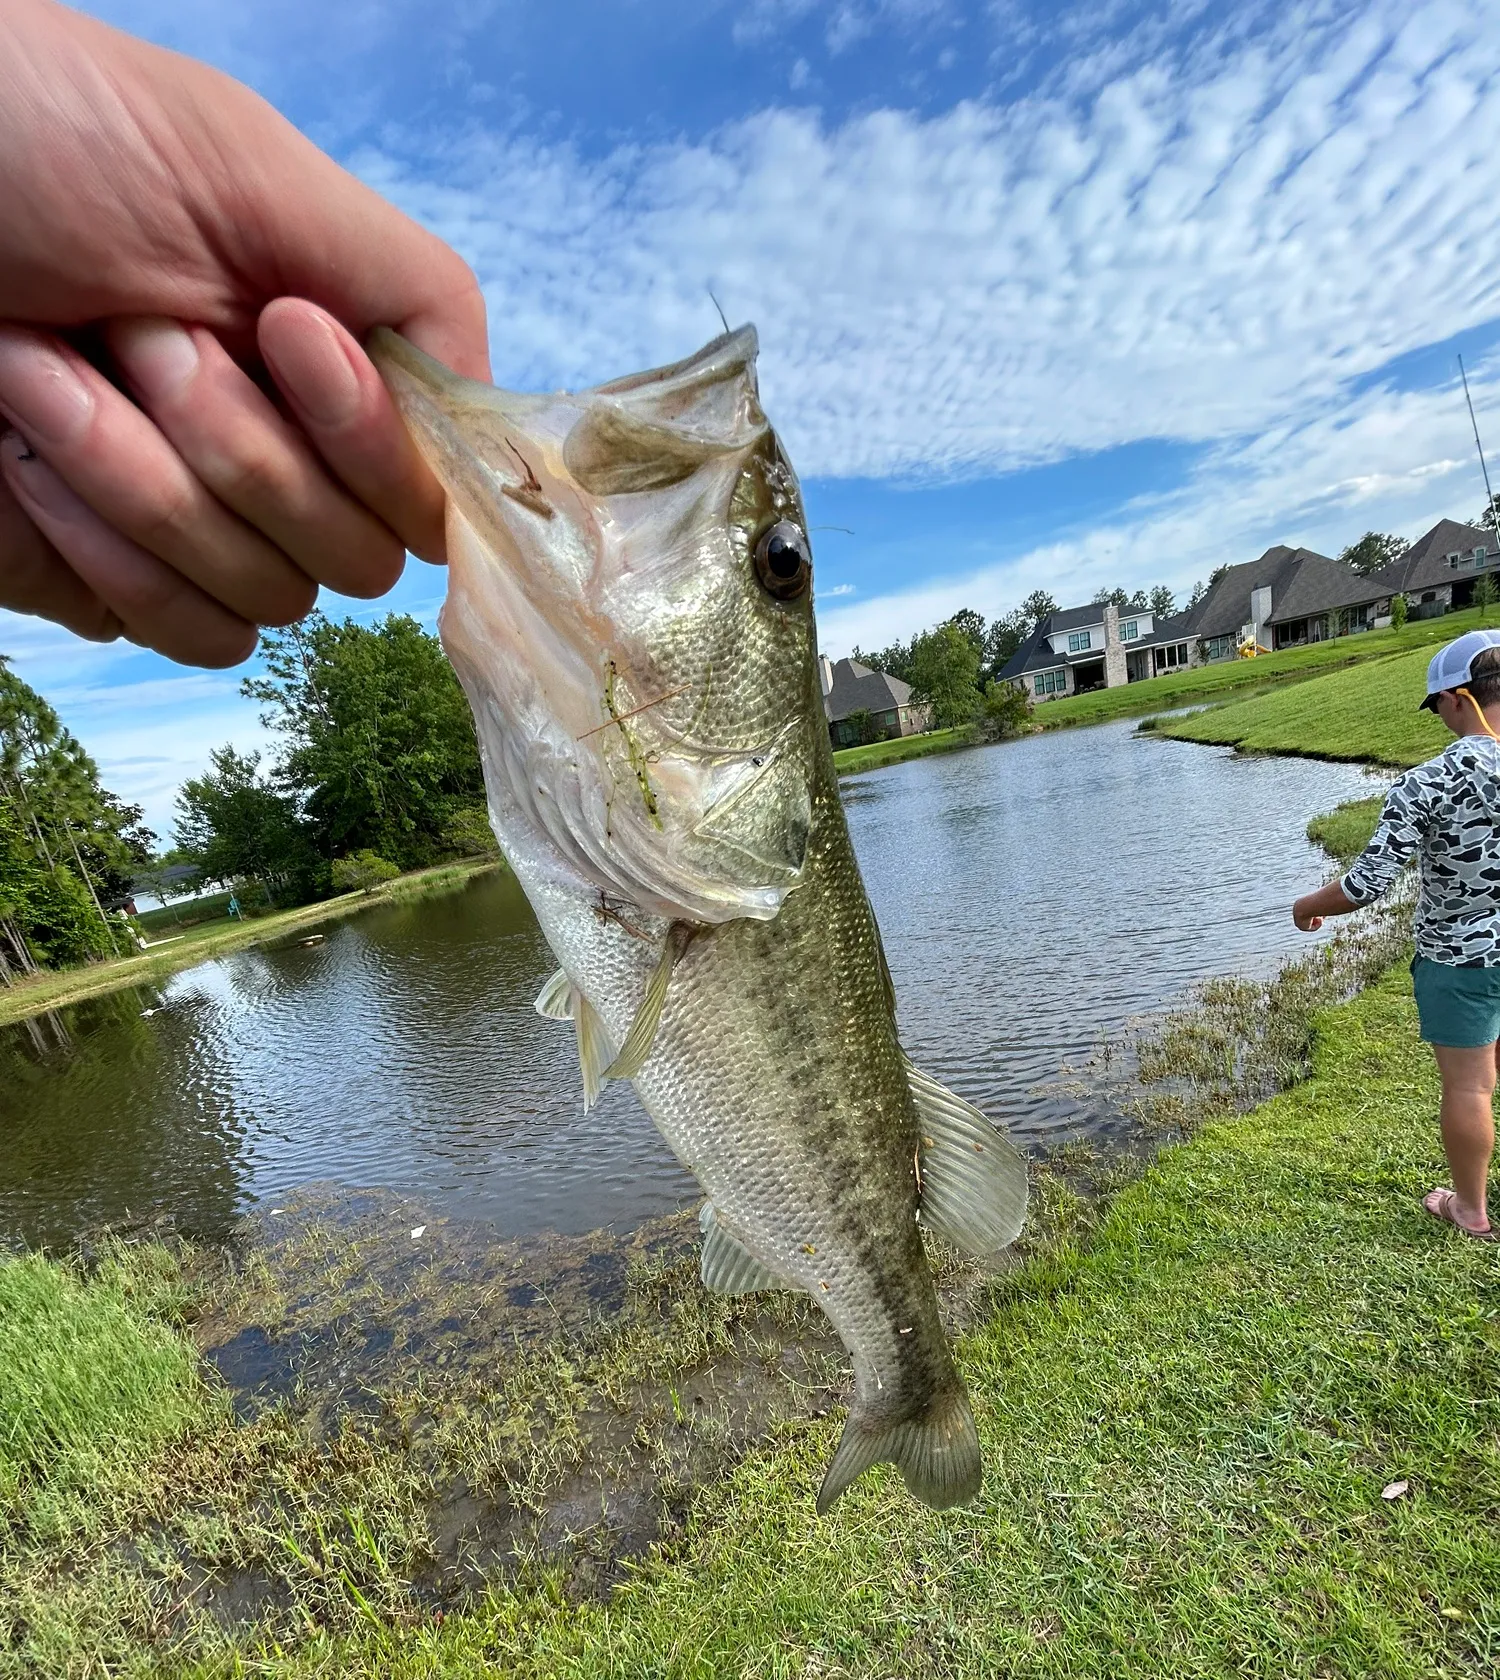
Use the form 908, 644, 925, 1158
1293, 771, 1427, 932
1292, 879, 1357, 932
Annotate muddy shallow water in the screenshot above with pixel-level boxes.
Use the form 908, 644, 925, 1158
0, 721, 1383, 1252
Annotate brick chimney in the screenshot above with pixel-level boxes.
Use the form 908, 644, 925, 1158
1102, 604, 1127, 689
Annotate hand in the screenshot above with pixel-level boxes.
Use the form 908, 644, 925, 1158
1292, 901, 1324, 932
0, 0, 488, 667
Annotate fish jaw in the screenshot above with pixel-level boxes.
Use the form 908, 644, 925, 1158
370, 326, 820, 926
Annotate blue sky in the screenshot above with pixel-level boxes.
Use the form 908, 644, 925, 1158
4, 0, 1500, 836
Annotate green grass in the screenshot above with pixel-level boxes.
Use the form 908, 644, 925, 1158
1157, 647, 1449, 767
0, 1247, 205, 1508
1308, 796, 1386, 866
7, 956, 1496, 1675
1032, 604, 1497, 733
831, 725, 975, 773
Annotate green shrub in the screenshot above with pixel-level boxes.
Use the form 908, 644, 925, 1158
331, 849, 401, 895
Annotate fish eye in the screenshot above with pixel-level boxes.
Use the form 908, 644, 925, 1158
753, 521, 812, 601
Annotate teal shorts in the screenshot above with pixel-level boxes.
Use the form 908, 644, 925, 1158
1411, 956, 1500, 1048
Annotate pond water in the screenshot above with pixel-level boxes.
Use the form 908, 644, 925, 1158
0, 722, 1385, 1251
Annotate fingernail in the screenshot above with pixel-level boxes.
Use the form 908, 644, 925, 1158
114, 318, 200, 401
1, 427, 84, 519
0, 332, 94, 448
263, 307, 363, 428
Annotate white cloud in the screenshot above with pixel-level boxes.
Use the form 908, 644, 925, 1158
358, 0, 1500, 484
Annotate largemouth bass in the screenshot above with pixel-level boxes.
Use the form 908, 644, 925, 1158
370, 325, 1027, 1512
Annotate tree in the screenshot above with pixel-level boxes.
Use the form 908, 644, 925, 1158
1474, 493, 1500, 539
1338, 532, 1409, 578
242, 613, 485, 869
175, 747, 321, 904
0, 658, 146, 967
974, 681, 1032, 742
851, 638, 913, 685
1018, 591, 1058, 627
947, 608, 986, 658
1149, 585, 1176, 619
1475, 572, 1497, 622
1389, 591, 1408, 629
907, 624, 982, 728
1093, 587, 1148, 611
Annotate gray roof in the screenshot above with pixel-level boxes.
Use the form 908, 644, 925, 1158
1187, 546, 1384, 637
1369, 519, 1498, 595
822, 657, 916, 723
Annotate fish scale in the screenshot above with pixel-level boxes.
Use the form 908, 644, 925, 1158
371, 322, 1028, 1513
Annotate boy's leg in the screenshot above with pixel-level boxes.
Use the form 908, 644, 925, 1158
1428, 1042, 1496, 1232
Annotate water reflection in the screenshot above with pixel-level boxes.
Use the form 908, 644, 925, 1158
0, 723, 1384, 1249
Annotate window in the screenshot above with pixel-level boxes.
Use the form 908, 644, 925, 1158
1033, 668, 1067, 696
1154, 642, 1188, 672
1478, 547, 1489, 563
1204, 634, 1235, 660
1449, 552, 1462, 568
1120, 619, 1139, 640
1067, 631, 1091, 652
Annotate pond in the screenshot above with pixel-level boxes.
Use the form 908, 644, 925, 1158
0, 722, 1385, 1251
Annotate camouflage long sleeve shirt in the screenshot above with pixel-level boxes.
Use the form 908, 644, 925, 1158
1341, 735, 1500, 965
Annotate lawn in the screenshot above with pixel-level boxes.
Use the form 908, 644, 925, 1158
1156, 646, 1449, 768
831, 725, 975, 773
5, 962, 1496, 1676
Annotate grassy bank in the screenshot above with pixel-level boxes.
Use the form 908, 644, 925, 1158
1308, 796, 1386, 866
1155, 645, 1449, 767
6, 925, 1495, 1676
1032, 604, 1496, 733
0, 858, 502, 1030
831, 725, 975, 774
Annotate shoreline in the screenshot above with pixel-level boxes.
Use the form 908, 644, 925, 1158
0, 857, 504, 1031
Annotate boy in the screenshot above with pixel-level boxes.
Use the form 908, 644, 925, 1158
1292, 629, 1500, 1241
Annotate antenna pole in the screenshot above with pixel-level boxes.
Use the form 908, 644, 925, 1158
1460, 353, 1499, 546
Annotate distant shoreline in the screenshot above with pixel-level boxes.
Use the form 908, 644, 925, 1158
0, 857, 503, 1031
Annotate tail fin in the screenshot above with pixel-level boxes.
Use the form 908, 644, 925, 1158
815, 1382, 980, 1515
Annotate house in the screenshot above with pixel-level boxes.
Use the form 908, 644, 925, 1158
1188, 545, 1391, 655
819, 655, 933, 746
997, 601, 1203, 702
1368, 519, 1500, 617
999, 544, 1392, 703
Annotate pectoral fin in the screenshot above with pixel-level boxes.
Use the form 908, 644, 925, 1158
907, 1058, 1028, 1256
699, 1204, 791, 1295
603, 922, 695, 1081
534, 968, 617, 1111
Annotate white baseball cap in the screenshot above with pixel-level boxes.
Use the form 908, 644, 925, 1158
1419, 628, 1500, 710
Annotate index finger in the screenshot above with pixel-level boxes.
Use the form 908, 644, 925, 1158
258, 299, 450, 564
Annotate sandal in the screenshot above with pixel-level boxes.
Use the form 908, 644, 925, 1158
1423, 1188, 1497, 1242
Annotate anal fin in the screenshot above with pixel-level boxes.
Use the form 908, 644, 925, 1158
698, 1204, 790, 1296
534, 968, 617, 1112
907, 1057, 1027, 1256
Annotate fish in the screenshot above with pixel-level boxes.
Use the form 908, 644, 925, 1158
369, 323, 1028, 1513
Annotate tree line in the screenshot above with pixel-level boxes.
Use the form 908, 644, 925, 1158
172, 611, 494, 911
0, 659, 154, 982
